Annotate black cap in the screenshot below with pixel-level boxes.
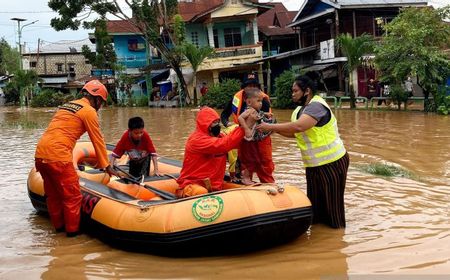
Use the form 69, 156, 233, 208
242, 73, 260, 87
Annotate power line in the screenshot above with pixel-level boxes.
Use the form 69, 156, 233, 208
0, 11, 55, 14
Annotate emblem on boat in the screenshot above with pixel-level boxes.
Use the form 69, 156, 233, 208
192, 195, 224, 223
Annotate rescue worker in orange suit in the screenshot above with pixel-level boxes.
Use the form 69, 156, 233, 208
35, 80, 120, 237
220, 73, 275, 183
176, 106, 257, 198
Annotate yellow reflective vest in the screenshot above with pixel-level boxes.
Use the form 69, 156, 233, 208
291, 95, 346, 167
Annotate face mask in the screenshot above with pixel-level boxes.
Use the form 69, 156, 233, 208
209, 124, 221, 137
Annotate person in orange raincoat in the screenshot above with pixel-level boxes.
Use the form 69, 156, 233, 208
176, 106, 256, 198
35, 80, 119, 237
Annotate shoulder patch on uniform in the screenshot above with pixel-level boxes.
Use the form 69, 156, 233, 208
59, 102, 84, 113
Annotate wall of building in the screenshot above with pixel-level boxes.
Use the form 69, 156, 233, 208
186, 24, 209, 47
113, 34, 147, 68
27, 53, 92, 79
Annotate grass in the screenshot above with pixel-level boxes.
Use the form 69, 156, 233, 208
359, 162, 416, 179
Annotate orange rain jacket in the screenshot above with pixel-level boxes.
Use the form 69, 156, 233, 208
177, 107, 244, 191
35, 97, 109, 168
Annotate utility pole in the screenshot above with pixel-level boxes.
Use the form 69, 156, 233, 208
10, 18, 38, 106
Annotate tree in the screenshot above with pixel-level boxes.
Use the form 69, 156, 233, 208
375, 6, 450, 112
0, 38, 20, 76
181, 42, 214, 106
336, 33, 374, 109
5, 70, 40, 105
48, 0, 188, 99
82, 18, 117, 71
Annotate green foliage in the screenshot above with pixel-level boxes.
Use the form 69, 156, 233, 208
30, 89, 72, 107
181, 42, 214, 105
81, 18, 117, 70
173, 14, 186, 45
129, 95, 149, 107
5, 70, 40, 105
389, 84, 409, 110
336, 33, 374, 108
436, 86, 450, 115
200, 79, 241, 109
0, 38, 20, 75
360, 162, 414, 179
375, 6, 450, 112
273, 70, 296, 109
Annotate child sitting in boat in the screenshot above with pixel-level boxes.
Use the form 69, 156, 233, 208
110, 117, 160, 178
240, 88, 276, 185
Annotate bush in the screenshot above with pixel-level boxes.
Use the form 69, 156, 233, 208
273, 70, 296, 109
389, 84, 409, 110
435, 86, 450, 115
30, 89, 72, 107
199, 79, 241, 109
129, 95, 148, 107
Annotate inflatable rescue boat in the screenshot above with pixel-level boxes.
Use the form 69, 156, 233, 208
27, 142, 312, 255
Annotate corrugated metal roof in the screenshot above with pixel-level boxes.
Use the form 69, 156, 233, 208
27, 38, 94, 54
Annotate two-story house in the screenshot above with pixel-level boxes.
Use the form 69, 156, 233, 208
23, 38, 95, 91
179, 0, 271, 93
292, 0, 428, 96
262, 0, 427, 97
257, 2, 298, 94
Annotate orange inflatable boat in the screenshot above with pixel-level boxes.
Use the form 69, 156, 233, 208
27, 142, 312, 255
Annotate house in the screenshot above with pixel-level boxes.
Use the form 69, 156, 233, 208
178, 0, 272, 93
23, 39, 95, 92
262, 0, 428, 97
106, 19, 170, 99
105, 0, 272, 103
257, 2, 298, 93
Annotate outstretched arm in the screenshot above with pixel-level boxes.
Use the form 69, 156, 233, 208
257, 114, 318, 137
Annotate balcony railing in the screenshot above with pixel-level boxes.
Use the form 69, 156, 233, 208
117, 56, 164, 69
210, 44, 261, 59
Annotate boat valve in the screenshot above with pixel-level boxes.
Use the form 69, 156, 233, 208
266, 188, 278, 195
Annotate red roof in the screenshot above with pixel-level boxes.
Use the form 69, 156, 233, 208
106, 20, 143, 34
178, 0, 224, 22
257, 3, 297, 37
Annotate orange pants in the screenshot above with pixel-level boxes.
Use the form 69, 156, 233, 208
35, 159, 82, 233
176, 184, 208, 198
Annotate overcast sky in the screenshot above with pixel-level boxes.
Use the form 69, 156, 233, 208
0, 0, 447, 52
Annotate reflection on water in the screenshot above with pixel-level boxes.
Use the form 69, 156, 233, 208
0, 107, 449, 279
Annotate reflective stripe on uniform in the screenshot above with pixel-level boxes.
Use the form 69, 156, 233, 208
292, 95, 346, 167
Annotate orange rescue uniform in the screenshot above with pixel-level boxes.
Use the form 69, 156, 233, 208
35, 97, 109, 233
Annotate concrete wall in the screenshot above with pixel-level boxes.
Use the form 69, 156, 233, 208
27, 53, 92, 80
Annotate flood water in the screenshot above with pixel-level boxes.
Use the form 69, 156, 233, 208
0, 106, 449, 279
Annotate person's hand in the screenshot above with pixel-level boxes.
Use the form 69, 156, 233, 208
256, 122, 272, 132
105, 165, 121, 178
154, 170, 162, 177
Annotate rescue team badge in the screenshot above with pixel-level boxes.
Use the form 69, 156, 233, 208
192, 196, 224, 223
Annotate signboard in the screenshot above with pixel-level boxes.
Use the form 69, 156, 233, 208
320, 39, 335, 60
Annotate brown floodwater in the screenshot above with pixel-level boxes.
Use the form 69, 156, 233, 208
0, 106, 449, 279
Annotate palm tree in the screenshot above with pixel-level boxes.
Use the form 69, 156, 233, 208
6, 70, 40, 106
181, 42, 214, 106
336, 33, 374, 108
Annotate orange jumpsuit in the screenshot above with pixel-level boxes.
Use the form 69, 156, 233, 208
35, 98, 109, 233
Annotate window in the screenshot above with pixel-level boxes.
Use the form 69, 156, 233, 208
68, 63, 75, 73
128, 38, 145, 52
213, 29, 219, 48
56, 63, 63, 72
224, 27, 242, 47
30, 61, 37, 68
191, 31, 199, 47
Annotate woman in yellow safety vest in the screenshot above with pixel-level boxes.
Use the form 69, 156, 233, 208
257, 75, 349, 228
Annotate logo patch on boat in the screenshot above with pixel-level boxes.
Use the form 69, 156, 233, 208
192, 195, 224, 223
